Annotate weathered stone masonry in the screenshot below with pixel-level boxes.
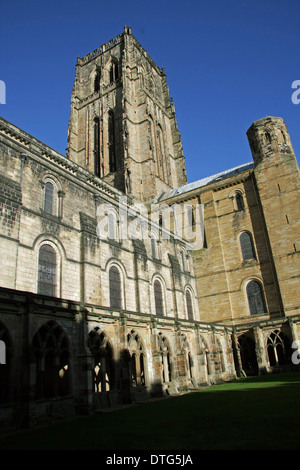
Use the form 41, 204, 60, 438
0, 28, 299, 430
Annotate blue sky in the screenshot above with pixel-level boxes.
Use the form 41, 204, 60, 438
1, 0, 299, 184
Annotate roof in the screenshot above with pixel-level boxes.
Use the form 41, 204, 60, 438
160, 161, 254, 200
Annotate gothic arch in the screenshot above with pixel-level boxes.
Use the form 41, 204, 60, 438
238, 331, 258, 376
108, 56, 119, 83
266, 329, 292, 367
88, 328, 115, 393
31, 320, 71, 399
157, 332, 172, 383
127, 329, 148, 387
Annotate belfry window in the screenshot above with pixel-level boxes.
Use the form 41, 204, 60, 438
38, 244, 57, 297
246, 280, 266, 316
265, 131, 271, 144
240, 232, 256, 261
109, 60, 119, 83
44, 182, 54, 214
108, 110, 116, 172
94, 69, 101, 92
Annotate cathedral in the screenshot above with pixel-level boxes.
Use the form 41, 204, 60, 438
0, 26, 299, 430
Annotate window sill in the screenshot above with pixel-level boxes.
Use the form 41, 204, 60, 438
40, 209, 61, 222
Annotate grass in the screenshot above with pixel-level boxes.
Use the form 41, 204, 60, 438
0, 372, 300, 450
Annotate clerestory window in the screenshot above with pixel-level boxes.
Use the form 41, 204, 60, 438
38, 244, 57, 297
240, 232, 256, 261
246, 280, 266, 316
109, 266, 122, 309
44, 182, 54, 214
154, 279, 164, 316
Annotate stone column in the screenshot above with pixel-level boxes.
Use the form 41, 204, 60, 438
253, 326, 269, 374
231, 330, 242, 377
75, 307, 94, 415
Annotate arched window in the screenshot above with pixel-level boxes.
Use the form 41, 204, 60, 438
109, 266, 122, 309
38, 244, 57, 297
185, 290, 194, 321
154, 279, 164, 316
127, 330, 147, 388
240, 232, 256, 261
42, 177, 63, 218
267, 330, 292, 367
246, 280, 266, 315
44, 181, 54, 214
235, 192, 244, 211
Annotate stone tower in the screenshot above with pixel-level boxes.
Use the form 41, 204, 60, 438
247, 116, 300, 317
67, 26, 187, 204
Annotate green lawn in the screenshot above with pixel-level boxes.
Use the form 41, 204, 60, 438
1, 372, 300, 450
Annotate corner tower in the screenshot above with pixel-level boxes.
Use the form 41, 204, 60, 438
67, 26, 187, 203
247, 116, 300, 317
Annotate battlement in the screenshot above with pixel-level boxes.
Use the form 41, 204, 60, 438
76, 26, 164, 76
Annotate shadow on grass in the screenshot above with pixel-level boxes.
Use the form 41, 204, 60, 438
0, 372, 300, 451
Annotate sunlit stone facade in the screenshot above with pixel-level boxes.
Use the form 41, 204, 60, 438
0, 28, 299, 430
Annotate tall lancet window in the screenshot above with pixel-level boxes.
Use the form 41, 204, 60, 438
44, 182, 54, 215
94, 117, 100, 177
108, 110, 116, 173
